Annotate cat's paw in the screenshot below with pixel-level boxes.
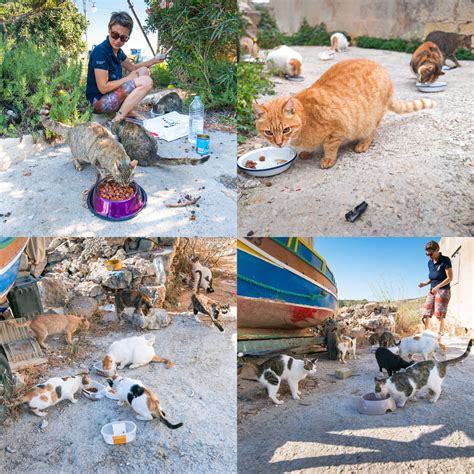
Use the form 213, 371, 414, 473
320, 158, 336, 169
273, 400, 284, 405
292, 395, 301, 400
354, 142, 370, 153
70, 398, 78, 404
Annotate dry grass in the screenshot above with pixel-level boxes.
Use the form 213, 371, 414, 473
394, 298, 424, 336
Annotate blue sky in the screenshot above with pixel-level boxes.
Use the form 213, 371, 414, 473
75, 0, 158, 57
315, 237, 439, 301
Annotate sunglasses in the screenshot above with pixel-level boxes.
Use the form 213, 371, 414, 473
425, 252, 434, 257
110, 31, 129, 43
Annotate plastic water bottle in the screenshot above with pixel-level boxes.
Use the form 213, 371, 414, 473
188, 95, 204, 144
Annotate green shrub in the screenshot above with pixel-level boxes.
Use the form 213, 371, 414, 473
237, 62, 274, 143
150, 62, 171, 87
286, 20, 332, 46
255, 5, 284, 49
455, 48, 474, 60
0, 40, 91, 139
145, 0, 237, 110
356, 36, 422, 53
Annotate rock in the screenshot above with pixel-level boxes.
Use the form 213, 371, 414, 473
140, 276, 159, 286
88, 261, 132, 289
364, 302, 378, 312
138, 285, 166, 306
81, 238, 126, 260
123, 309, 147, 329
75, 281, 103, 298
101, 311, 119, 324
353, 309, 366, 319
65, 296, 98, 318
153, 256, 167, 284
145, 308, 171, 330
123, 257, 156, 279
38, 274, 74, 307
335, 368, 352, 379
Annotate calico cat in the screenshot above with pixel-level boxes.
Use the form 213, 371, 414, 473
8, 314, 90, 350
14, 371, 90, 417
189, 293, 228, 332
425, 31, 473, 68
108, 375, 183, 427
375, 339, 472, 406
253, 59, 436, 169
265, 45, 303, 77
102, 334, 173, 371
330, 32, 349, 52
191, 257, 214, 293
113, 289, 153, 321
398, 334, 446, 360
410, 41, 445, 84
378, 331, 399, 348
40, 108, 137, 185
335, 330, 357, 363
249, 354, 317, 405
111, 121, 210, 167
240, 36, 260, 58
375, 347, 414, 376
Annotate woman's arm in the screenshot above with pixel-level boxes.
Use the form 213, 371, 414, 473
431, 267, 453, 293
94, 69, 138, 95
418, 280, 431, 288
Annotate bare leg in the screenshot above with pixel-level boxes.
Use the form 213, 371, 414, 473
321, 137, 342, 169
113, 76, 153, 122
439, 318, 445, 334
423, 316, 430, 330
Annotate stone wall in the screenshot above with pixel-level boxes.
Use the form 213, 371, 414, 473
266, 0, 474, 40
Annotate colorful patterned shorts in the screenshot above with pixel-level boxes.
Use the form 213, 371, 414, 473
92, 80, 136, 114
422, 288, 451, 320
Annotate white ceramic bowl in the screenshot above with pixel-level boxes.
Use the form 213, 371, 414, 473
93, 361, 115, 378
237, 146, 297, 177
101, 421, 136, 445
83, 381, 106, 401
416, 81, 447, 93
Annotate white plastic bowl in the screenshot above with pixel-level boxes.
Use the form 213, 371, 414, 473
416, 81, 447, 93
83, 381, 106, 401
237, 146, 297, 177
93, 361, 115, 378
358, 392, 397, 415
101, 421, 137, 445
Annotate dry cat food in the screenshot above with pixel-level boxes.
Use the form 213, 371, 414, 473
245, 160, 257, 169
98, 181, 134, 201
87, 387, 98, 393
258, 155, 266, 162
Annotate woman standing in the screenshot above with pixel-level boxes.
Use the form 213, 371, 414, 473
418, 240, 453, 335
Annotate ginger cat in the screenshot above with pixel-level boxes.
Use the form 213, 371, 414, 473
8, 314, 90, 350
253, 59, 436, 169
410, 41, 445, 83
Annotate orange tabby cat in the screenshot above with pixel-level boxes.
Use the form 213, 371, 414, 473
410, 41, 445, 83
253, 59, 435, 169
8, 314, 90, 349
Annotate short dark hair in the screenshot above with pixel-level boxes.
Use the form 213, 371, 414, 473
425, 240, 439, 252
109, 12, 133, 34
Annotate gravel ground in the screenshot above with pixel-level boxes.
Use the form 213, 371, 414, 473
237, 336, 473, 473
0, 311, 237, 473
0, 131, 237, 237
238, 46, 473, 237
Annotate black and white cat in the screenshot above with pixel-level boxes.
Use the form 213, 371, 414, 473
249, 354, 318, 405
189, 293, 229, 332
190, 257, 214, 293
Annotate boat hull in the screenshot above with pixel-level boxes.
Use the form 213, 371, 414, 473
0, 237, 28, 300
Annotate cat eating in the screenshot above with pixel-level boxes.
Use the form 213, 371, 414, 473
13, 371, 91, 417
108, 375, 183, 428
375, 339, 471, 406
265, 45, 303, 78
410, 41, 445, 84
254, 59, 435, 169
330, 32, 349, 52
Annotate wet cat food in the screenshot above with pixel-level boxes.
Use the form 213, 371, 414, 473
87, 387, 98, 393
258, 155, 266, 162
245, 160, 257, 169
98, 181, 134, 201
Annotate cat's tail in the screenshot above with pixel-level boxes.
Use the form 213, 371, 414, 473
244, 361, 260, 377
39, 106, 72, 138
7, 319, 31, 328
388, 98, 436, 114
441, 339, 472, 367
146, 389, 183, 429
157, 154, 210, 166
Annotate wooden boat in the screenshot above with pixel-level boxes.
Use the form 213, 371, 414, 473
0, 237, 28, 300
238, 237, 338, 330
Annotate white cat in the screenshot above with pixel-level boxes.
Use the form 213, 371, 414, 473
191, 257, 214, 293
336, 333, 358, 363
102, 335, 173, 372
398, 334, 446, 360
330, 32, 349, 52
14, 371, 90, 417
250, 354, 317, 405
108, 375, 183, 428
265, 45, 303, 77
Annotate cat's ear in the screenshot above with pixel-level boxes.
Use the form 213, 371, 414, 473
131, 159, 138, 168
253, 103, 266, 120
283, 98, 296, 116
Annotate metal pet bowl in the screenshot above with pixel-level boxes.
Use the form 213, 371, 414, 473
87, 179, 147, 221
358, 392, 397, 415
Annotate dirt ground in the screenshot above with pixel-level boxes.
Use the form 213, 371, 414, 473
238, 46, 473, 237
0, 276, 237, 473
237, 336, 473, 473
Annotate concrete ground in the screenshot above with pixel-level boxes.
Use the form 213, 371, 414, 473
238, 46, 473, 237
0, 132, 236, 237
237, 336, 473, 473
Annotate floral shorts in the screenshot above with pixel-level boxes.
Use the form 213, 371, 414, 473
92, 80, 136, 114
422, 288, 451, 319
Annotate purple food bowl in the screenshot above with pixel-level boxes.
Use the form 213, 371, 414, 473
358, 392, 397, 415
87, 180, 147, 221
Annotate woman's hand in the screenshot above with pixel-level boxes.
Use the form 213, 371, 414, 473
418, 281, 428, 288
430, 287, 438, 295
154, 46, 172, 63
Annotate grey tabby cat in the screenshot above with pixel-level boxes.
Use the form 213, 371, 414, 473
425, 31, 473, 68
378, 331, 399, 348
375, 339, 472, 407
40, 110, 137, 185
111, 121, 210, 167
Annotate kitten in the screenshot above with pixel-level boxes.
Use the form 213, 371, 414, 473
378, 331, 399, 348
189, 293, 228, 332
14, 371, 90, 417
253, 59, 435, 169
111, 121, 210, 166
8, 314, 90, 350
108, 375, 183, 428
330, 32, 349, 52
265, 45, 303, 77
113, 289, 153, 321
398, 334, 446, 360
375, 339, 472, 406
102, 334, 173, 371
410, 41, 445, 84
375, 347, 414, 376
40, 108, 137, 185
191, 257, 214, 293
249, 354, 317, 405
335, 330, 357, 363
425, 31, 473, 68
